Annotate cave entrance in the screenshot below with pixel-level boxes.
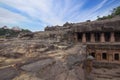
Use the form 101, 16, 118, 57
90, 52, 95, 58
102, 53, 107, 60
114, 53, 119, 61
104, 32, 110, 42
86, 32, 91, 42
77, 33, 82, 42
115, 32, 120, 42
95, 32, 100, 42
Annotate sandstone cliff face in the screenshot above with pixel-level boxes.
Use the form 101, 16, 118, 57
44, 16, 120, 33
17, 16, 120, 43
72, 16, 120, 32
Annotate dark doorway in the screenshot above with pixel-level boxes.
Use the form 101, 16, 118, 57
77, 33, 82, 42
95, 32, 100, 42
90, 52, 95, 58
114, 53, 119, 60
115, 32, 120, 42
86, 32, 91, 42
102, 53, 107, 60
104, 32, 110, 42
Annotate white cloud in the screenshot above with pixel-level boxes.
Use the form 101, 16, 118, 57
72, 0, 109, 22
0, 0, 119, 31
0, 0, 86, 26
0, 7, 29, 24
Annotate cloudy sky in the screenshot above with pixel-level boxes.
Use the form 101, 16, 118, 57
0, 0, 120, 31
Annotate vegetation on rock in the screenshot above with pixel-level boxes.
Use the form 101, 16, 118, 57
0, 27, 31, 38
97, 6, 120, 20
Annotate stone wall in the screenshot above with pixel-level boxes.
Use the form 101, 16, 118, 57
87, 44, 120, 63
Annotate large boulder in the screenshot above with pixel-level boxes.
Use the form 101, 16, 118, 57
18, 32, 34, 39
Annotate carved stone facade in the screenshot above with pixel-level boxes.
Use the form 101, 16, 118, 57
87, 44, 120, 63
42, 16, 120, 63
71, 31, 120, 63
72, 32, 120, 43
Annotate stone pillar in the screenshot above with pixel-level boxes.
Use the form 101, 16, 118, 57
110, 32, 115, 42
84, 56, 94, 80
100, 32, 105, 42
82, 33, 86, 43
90, 33, 95, 42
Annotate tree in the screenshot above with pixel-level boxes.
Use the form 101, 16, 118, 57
97, 6, 120, 20
112, 6, 120, 16
0, 27, 31, 37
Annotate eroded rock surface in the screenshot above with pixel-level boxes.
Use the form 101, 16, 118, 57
21, 58, 55, 72
0, 67, 19, 80
0, 40, 86, 80
0, 39, 120, 80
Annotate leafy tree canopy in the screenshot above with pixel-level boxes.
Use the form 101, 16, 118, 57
97, 6, 120, 20
0, 28, 31, 37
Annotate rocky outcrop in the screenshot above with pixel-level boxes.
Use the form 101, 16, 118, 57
18, 32, 34, 39
45, 22, 73, 31
44, 16, 120, 33
0, 39, 120, 80
72, 17, 120, 32
17, 16, 120, 43
0, 40, 87, 80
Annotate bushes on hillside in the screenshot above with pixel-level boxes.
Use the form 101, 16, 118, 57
97, 6, 120, 20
